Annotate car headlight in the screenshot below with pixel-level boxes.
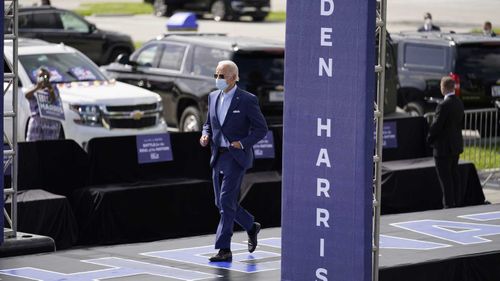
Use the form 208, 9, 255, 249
70, 104, 103, 126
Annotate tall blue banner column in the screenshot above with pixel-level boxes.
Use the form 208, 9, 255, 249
1, 0, 5, 244
282, 0, 375, 280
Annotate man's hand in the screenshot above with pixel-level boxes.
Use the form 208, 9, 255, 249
200, 135, 210, 147
231, 141, 242, 149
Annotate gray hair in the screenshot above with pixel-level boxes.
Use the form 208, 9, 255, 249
441, 76, 455, 93
218, 60, 239, 81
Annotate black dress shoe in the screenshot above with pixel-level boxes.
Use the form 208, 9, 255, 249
248, 222, 261, 253
209, 249, 232, 262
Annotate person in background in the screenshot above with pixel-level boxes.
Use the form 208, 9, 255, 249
200, 60, 267, 262
41, 0, 51, 5
483, 21, 497, 37
427, 77, 464, 209
418, 12, 441, 32
24, 67, 63, 141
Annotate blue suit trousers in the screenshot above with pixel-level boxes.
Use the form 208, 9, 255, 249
212, 152, 254, 249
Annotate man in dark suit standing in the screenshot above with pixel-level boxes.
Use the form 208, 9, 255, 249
418, 12, 441, 32
427, 77, 464, 208
200, 60, 268, 262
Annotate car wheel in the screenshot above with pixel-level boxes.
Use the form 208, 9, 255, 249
180, 106, 202, 132
107, 48, 130, 64
211, 0, 230, 21
252, 15, 267, 22
153, 0, 167, 17
404, 102, 424, 117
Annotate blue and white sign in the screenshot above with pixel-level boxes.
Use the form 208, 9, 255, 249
373, 121, 397, 148
253, 130, 275, 159
36, 90, 65, 121
282, 0, 375, 280
136, 133, 173, 164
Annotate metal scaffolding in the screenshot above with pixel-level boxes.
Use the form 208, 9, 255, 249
3, 0, 19, 239
373, 0, 387, 280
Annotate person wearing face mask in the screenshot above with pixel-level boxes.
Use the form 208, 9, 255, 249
199, 60, 268, 262
483, 21, 497, 37
418, 12, 441, 32
24, 67, 63, 141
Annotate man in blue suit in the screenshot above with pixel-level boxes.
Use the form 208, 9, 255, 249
200, 60, 268, 262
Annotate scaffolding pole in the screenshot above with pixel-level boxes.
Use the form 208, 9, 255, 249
373, 0, 387, 280
3, 0, 19, 239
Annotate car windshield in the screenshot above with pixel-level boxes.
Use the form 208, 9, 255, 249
456, 45, 500, 76
233, 51, 284, 88
20, 53, 107, 84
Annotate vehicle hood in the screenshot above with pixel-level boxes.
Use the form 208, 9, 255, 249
56, 81, 160, 105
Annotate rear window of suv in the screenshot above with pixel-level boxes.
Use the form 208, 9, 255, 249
456, 44, 500, 76
403, 44, 447, 71
233, 51, 284, 87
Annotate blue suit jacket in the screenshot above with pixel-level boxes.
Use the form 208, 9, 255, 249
202, 87, 268, 169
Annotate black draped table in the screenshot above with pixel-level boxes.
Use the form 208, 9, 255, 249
381, 157, 485, 214
5, 189, 78, 249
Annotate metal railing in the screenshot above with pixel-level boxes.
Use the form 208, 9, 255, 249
425, 101, 500, 184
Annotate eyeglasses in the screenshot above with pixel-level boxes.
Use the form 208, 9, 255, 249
213, 74, 225, 79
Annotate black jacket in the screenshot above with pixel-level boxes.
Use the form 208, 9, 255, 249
418, 25, 441, 32
427, 95, 464, 157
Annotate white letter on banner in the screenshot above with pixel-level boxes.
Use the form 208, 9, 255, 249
321, 28, 333, 47
317, 208, 330, 228
317, 178, 331, 198
316, 268, 328, 281
317, 118, 331, 137
316, 149, 331, 167
320, 0, 334, 16
319, 58, 333, 77
319, 238, 325, 257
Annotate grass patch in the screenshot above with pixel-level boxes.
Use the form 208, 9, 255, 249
266, 11, 286, 22
461, 145, 500, 170
74, 2, 153, 17
134, 41, 144, 50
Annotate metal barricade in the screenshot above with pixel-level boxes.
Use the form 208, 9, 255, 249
425, 101, 500, 185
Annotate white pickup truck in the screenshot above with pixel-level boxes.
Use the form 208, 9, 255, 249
4, 39, 168, 147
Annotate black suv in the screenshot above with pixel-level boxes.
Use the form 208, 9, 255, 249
392, 32, 500, 115
145, 0, 270, 21
10, 6, 134, 65
102, 34, 284, 131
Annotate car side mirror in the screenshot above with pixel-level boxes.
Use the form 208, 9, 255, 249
89, 23, 97, 33
116, 53, 130, 64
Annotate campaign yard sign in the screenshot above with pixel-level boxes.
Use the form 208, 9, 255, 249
282, 0, 376, 280
136, 133, 173, 164
36, 90, 65, 121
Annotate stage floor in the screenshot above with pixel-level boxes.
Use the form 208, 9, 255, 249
1, 204, 500, 281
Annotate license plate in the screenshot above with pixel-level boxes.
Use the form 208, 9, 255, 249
269, 91, 284, 102
492, 86, 500, 97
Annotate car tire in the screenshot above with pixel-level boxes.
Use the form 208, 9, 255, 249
211, 0, 232, 21
404, 101, 424, 117
180, 106, 202, 132
252, 15, 267, 22
107, 48, 130, 64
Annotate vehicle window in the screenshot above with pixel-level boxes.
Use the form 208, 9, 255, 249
404, 44, 446, 70
19, 13, 32, 29
32, 12, 63, 29
158, 43, 186, 71
136, 44, 159, 67
19, 53, 107, 84
233, 51, 284, 87
192, 46, 231, 77
456, 45, 500, 76
59, 12, 89, 33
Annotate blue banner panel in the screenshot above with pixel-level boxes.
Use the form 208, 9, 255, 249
1, 0, 4, 244
282, 0, 375, 280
